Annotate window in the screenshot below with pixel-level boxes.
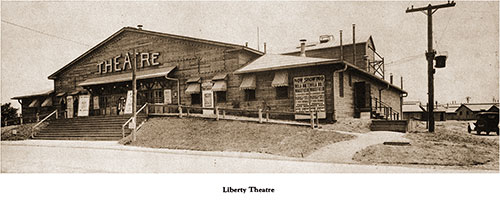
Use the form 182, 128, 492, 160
153, 90, 164, 104
245, 90, 256, 101
191, 93, 201, 105
348, 72, 352, 87
216, 91, 227, 103
276, 87, 288, 99
339, 72, 344, 97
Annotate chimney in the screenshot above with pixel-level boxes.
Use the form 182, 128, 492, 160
340, 30, 343, 61
137, 25, 143, 30
300, 39, 307, 57
353, 24, 356, 65
245, 42, 248, 47
401, 76, 404, 89
264, 42, 267, 53
390, 73, 393, 84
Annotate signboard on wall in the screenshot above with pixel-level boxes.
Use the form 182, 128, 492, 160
293, 75, 326, 119
202, 90, 214, 115
164, 89, 172, 104
124, 90, 133, 114
78, 95, 90, 117
93, 96, 100, 109
66, 96, 73, 119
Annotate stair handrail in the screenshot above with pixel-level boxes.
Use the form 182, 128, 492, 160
31, 109, 57, 137
122, 103, 148, 138
371, 96, 400, 119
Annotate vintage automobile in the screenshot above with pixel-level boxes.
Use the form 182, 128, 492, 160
467, 112, 499, 135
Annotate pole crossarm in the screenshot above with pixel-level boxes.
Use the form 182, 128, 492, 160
406, 1, 456, 13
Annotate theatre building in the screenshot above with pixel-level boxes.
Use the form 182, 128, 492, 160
13, 26, 405, 126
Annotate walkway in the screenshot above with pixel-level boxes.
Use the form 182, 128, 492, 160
306, 131, 410, 163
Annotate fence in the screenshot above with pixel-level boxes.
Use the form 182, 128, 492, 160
146, 104, 321, 129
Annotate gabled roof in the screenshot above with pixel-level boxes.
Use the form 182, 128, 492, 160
278, 35, 374, 54
234, 54, 338, 74
403, 104, 424, 113
11, 89, 54, 99
458, 103, 500, 112
48, 27, 263, 80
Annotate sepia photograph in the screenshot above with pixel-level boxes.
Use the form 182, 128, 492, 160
1, 0, 499, 203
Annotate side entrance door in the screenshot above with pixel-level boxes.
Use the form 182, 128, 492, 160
354, 82, 371, 113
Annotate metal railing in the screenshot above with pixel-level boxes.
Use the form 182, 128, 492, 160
31, 109, 58, 137
147, 104, 321, 129
121, 103, 148, 138
371, 96, 400, 120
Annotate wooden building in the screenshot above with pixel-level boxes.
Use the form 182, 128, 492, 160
12, 26, 405, 123
455, 103, 499, 120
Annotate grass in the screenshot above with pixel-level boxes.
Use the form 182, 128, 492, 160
1, 122, 47, 141
121, 117, 355, 157
353, 121, 499, 170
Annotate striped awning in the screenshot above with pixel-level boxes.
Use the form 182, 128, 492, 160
41, 97, 53, 107
239, 74, 256, 90
185, 83, 200, 94
272, 71, 289, 87
186, 77, 201, 83
212, 80, 227, 92
28, 99, 39, 108
212, 73, 227, 81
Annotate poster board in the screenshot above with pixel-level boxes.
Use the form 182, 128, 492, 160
66, 96, 73, 118
93, 96, 99, 109
202, 90, 214, 115
293, 75, 326, 119
124, 90, 133, 114
77, 95, 90, 117
164, 89, 172, 104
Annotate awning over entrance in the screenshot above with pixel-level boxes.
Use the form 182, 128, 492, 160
272, 71, 289, 87
29, 99, 39, 108
212, 73, 227, 81
212, 81, 227, 92
239, 74, 256, 90
78, 66, 177, 87
185, 83, 201, 94
41, 97, 53, 107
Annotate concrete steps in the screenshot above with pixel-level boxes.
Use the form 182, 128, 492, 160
33, 114, 147, 141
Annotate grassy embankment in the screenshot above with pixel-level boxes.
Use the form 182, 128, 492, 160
1, 122, 47, 141
121, 117, 355, 158
353, 121, 499, 170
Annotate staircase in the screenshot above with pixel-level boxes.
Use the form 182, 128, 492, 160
33, 114, 147, 141
371, 96, 400, 120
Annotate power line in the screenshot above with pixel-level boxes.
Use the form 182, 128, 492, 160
1, 20, 91, 47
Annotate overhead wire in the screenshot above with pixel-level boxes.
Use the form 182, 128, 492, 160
1, 20, 91, 47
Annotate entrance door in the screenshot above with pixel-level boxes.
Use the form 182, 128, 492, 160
354, 82, 371, 112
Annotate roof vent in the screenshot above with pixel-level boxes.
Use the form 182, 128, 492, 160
319, 35, 333, 43
137, 25, 143, 30
300, 39, 307, 57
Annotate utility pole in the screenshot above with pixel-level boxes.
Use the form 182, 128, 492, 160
132, 48, 137, 141
406, 1, 455, 132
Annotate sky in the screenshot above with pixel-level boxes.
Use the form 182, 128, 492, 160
1, 1, 499, 110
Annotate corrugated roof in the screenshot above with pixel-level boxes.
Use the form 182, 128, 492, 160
11, 89, 54, 99
277, 35, 373, 54
78, 66, 176, 86
234, 54, 338, 74
403, 104, 424, 112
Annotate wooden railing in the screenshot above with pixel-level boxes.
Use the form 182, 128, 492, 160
31, 109, 58, 137
121, 103, 149, 138
147, 104, 321, 129
371, 96, 400, 120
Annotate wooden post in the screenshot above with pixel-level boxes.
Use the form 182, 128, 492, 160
215, 106, 219, 121
36, 113, 40, 122
187, 108, 190, 117
222, 110, 226, 119
55, 110, 58, 119
315, 108, 320, 128
258, 108, 263, 123
20, 115, 23, 125
178, 105, 183, 118
265, 110, 269, 122
310, 112, 315, 129
145, 104, 149, 115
